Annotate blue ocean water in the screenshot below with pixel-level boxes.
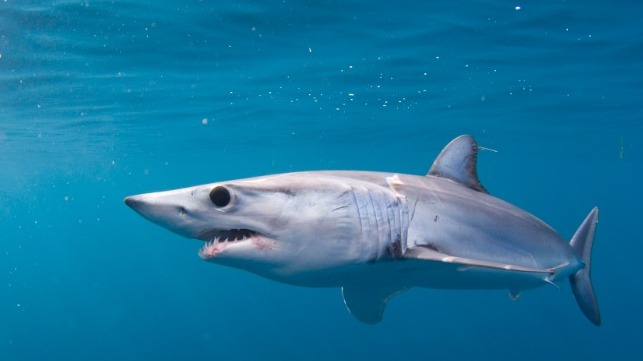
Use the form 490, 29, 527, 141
1, 0, 641, 360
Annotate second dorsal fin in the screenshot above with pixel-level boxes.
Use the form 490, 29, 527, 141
427, 135, 488, 193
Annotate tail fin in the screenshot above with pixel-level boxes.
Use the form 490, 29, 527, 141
569, 207, 601, 326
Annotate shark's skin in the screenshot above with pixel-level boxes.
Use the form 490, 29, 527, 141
125, 135, 600, 325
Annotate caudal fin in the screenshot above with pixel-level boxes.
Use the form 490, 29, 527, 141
569, 207, 601, 326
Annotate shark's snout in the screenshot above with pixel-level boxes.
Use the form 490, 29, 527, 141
124, 195, 156, 218
124, 195, 140, 209
124, 191, 204, 242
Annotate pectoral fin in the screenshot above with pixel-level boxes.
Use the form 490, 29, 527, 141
341, 283, 408, 324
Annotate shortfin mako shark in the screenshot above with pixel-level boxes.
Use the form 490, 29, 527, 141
125, 135, 600, 325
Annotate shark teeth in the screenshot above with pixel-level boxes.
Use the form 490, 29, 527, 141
204, 228, 258, 245
200, 229, 259, 259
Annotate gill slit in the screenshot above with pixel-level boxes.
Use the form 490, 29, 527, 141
350, 187, 363, 233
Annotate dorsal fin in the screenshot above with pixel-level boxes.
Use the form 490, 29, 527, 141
427, 135, 488, 193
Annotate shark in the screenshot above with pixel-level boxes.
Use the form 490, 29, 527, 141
124, 135, 600, 325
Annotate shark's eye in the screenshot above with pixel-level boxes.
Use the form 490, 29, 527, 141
209, 186, 231, 207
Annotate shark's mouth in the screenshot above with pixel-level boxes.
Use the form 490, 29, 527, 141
196, 228, 261, 259
197, 228, 258, 243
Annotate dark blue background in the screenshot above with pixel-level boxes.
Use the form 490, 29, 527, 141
1, 1, 640, 360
